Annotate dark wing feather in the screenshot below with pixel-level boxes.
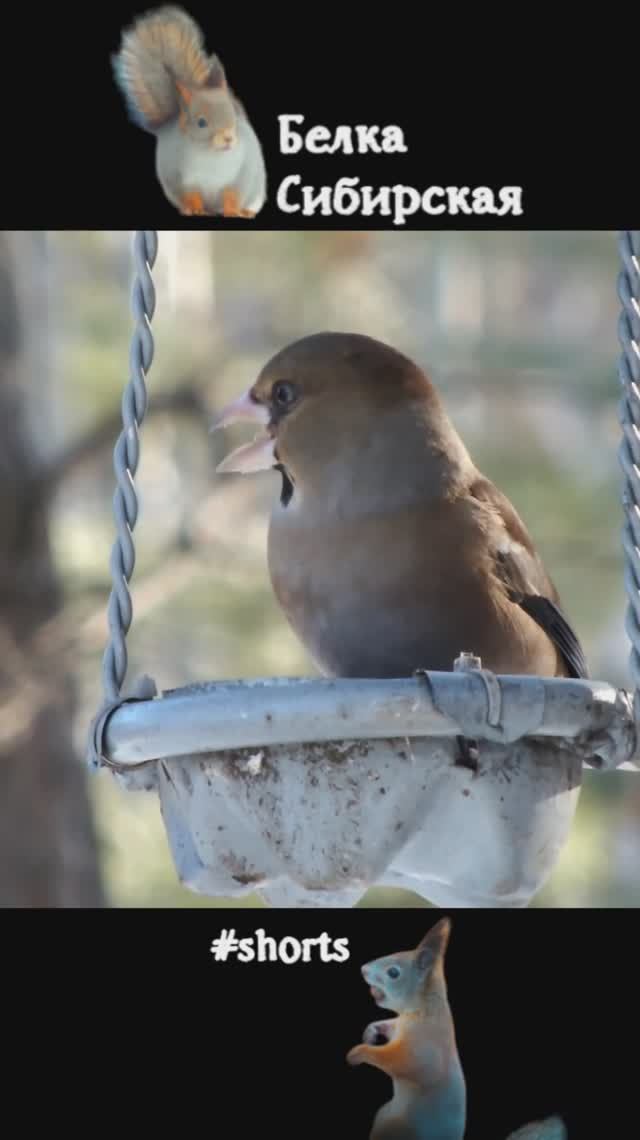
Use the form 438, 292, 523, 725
517, 595, 589, 679
470, 477, 589, 679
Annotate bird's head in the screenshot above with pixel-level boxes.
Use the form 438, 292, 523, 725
211, 332, 470, 507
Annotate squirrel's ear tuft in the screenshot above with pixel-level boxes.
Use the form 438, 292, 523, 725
415, 916, 452, 963
206, 54, 227, 89
415, 945, 435, 974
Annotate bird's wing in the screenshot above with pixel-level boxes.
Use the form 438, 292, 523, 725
505, 1117, 568, 1140
470, 477, 589, 679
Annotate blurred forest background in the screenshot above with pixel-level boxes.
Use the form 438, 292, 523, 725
1, 229, 637, 908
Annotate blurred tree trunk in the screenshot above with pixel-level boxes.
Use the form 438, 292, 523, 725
0, 233, 104, 906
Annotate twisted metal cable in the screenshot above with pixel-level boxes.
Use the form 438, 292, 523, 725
617, 231, 640, 706
101, 230, 159, 702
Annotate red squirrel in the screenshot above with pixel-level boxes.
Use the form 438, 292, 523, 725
347, 918, 567, 1140
112, 6, 267, 217
347, 917, 467, 1140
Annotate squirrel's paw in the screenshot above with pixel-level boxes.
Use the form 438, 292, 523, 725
179, 190, 208, 216
346, 1044, 368, 1066
363, 1019, 396, 1046
347, 1018, 397, 1065
221, 188, 255, 218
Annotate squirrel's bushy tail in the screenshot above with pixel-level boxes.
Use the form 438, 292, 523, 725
506, 1117, 567, 1140
112, 5, 212, 131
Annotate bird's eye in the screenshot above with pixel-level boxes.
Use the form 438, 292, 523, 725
273, 381, 298, 408
197, 117, 207, 128
386, 966, 401, 979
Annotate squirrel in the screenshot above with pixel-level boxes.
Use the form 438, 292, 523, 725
347, 917, 567, 1140
112, 6, 267, 218
347, 916, 467, 1140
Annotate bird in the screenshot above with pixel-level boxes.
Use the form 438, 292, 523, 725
212, 331, 588, 752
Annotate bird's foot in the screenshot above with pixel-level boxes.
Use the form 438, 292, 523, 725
455, 735, 479, 771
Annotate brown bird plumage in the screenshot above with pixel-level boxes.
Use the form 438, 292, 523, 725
212, 332, 588, 684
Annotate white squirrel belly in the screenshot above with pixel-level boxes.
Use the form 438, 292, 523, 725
156, 116, 266, 214
181, 140, 244, 189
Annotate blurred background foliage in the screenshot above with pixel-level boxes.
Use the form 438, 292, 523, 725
8, 229, 639, 907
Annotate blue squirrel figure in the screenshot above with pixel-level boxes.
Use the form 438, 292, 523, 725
347, 917, 567, 1140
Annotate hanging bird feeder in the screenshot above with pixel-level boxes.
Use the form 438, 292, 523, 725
87, 230, 640, 909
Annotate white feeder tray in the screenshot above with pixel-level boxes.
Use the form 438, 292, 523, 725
101, 671, 635, 908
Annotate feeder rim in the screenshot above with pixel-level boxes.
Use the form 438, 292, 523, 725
94, 671, 638, 773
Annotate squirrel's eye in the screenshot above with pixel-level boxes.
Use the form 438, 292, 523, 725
386, 966, 401, 979
197, 117, 207, 128
273, 381, 298, 408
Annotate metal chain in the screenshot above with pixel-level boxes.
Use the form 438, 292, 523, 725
101, 230, 158, 702
617, 231, 640, 707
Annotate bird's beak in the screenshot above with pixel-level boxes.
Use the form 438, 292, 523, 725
210, 389, 277, 475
